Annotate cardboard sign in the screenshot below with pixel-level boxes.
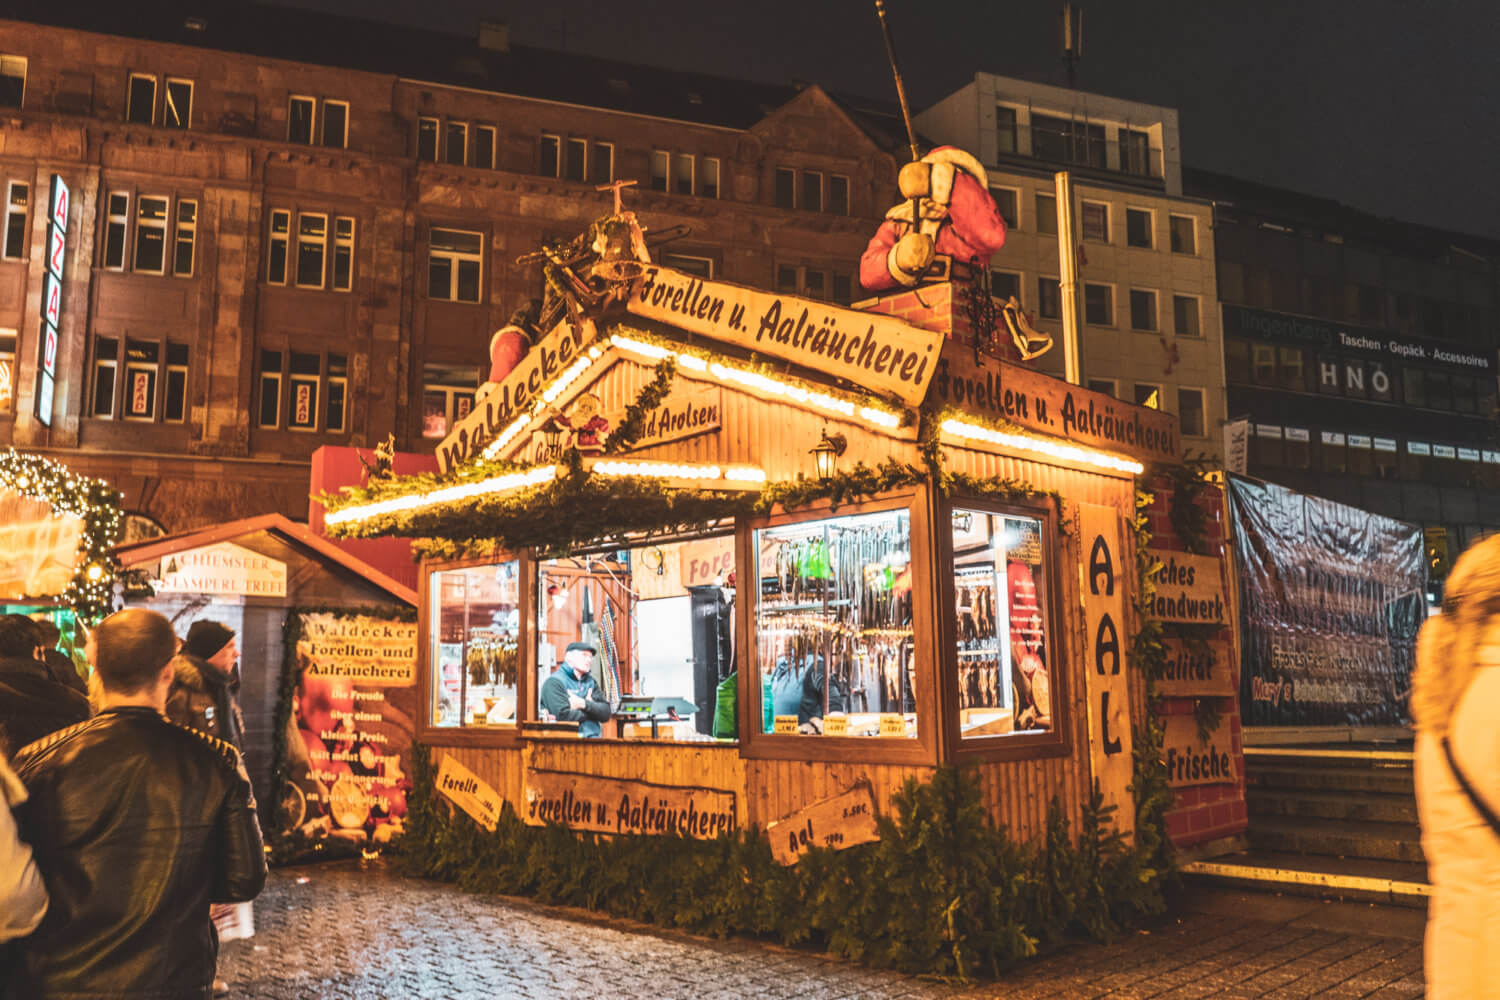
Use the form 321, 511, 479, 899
436, 755, 504, 831
929, 347, 1180, 466
627, 266, 945, 406
523, 770, 738, 839
766, 782, 880, 865
1080, 503, 1134, 840
157, 541, 287, 597
1163, 715, 1237, 788
1158, 636, 1235, 697
1146, 550, 1227, 625
606, 384, 722, 450
436, 318, 599, 471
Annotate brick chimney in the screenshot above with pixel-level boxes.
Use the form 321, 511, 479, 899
854, 266, 1021, 361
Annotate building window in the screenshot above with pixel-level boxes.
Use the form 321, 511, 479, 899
321, 100, 348, 148
990, 270, 1021, 304
995, 105, 1017, 154
287, 95, 316, 144
1129, 289, 1157, 331
649, 150, 669, 191
1087, 377, 1116, 397
163, 78, 192, 129
332, 216, 355, 292
565, 137, 587, 181
422, 363, 478, 438
1123, 129, 1151, 176
661, 253, 714, 279
103, 193, 129, 270
1172, 295, 1200, 337
267, 209, 290, 284
257, 349, 282, 427
1177, 387, 1205, 437
133, 196, 169, 273
800, 170, 823, 212
1083, 283, 1113, 325
429, 227, 483, 302
990, 187, 1018, 230
288, 351, 320, 430
122, 339, 159, 420
775, 263, 851, 303
0, 56, 25, 109
1125, 208, 1153, 248
295, 213, 327, 289
172, 200, 196, 276
1169, 215, 1197, 254
474, 125, 496, 169
418, 117, 440, 162
1133, 383, 1161, 409
256, 350, 345, 432
1080, 201, 1109, 243
327, 354, 347, 432
671, 154, 694, 195
757, 507, 915, 738
445, 122, 469, 168
3, 182, 26, 260
1038, 277, 1061, 319
91, 337, 119, 417
1036, 193, 1057, 236
0, 330, 15, 412
592, 142, 614, 185
828, 173, 847, 214
951, 506, 1053, 740
126, 74, 156, 124
774, 167, 795, 209
1032, 114, 1105, 168
164, 341, 188, 422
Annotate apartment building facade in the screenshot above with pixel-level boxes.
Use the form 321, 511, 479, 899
0, 4, 905, 531
916, 73, 1225, 462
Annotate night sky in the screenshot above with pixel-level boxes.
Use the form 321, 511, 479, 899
287, 0, 1499, 241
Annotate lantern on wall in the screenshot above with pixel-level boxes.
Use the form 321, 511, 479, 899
809, 431, 847, 481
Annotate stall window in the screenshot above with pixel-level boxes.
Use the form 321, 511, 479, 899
756, 508, 914, 739
429, 561, 522, 729
951, 508, 1052, 740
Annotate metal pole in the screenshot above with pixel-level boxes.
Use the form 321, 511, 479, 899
874, 0, 921, 163
1054, 171, 1082, 385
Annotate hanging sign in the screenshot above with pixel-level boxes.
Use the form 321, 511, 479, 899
437, 318, 600, 471
606, 383, 721, 450
156, 541, 287, 597
766, 782, 880, 865
1080, 503, 1134, 840
35, 174, 70, 428
1158, 636, 1235, 698
435, 754, 503, 832
1146, 549, 1227, 625
930, 347, 1179, 466
679, 535, 734, 589
626, 266, 944, 406
1163, 714, 1237, 788
523, 769, 738, 839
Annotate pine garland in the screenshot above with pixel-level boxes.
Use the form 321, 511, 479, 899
602, 358, 677, 455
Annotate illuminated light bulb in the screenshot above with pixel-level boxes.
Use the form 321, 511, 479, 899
327, 465, 558, 526
939, 418, 1144, 475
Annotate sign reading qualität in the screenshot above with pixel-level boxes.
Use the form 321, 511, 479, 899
626, 267, 945, 406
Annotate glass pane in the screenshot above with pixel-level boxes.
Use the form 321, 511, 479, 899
417, 118, 439, 161
702, 158, 720, 199
321, 102, 346, 148
288, 98, 314, 144
166, 341, 188, 366
290, 351, 320, 375
164, 368, 186, 421
1178, 389, 1205, 436
590, 143, 612, 184
1126, 209, 1152, 247
327, 379, 346, 431
333, 245, 351, 290
990, 188, 1017, 229
164, 80, 190, 128
125, 367, 156, 418
127, 76, 155, 124
289, 377, 317, 428
540, 134, 559, 176
456, 259, 480, 302
268, 238, 287, 283
430, 562, 522, 729
126, 338, 159, 364
422, 390, 449, 438
93, 363, 115, 417
1036, 193, 1057, 235
430, 228, 483, 254
428, 255, 452, 299
756, 508, 914, 738
775, 168, 795, 209
328, 353, 348, 377
173, 232, 194, 276
296, 239, 324, 286
474, 127, 495, 169
260, 349, 280, 371
650, 150, 669, 192
1129, 290, 1156, 330
1084, 284, 1111, 325
565, 138, 586, 182
446, 122, 467, 166
953, 509, 1050, 739
800, 170, 822, 212
258, 375, 279, 426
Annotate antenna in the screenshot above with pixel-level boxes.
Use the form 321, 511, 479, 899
1061, 3, 1083, 89
873, 0, 921, 163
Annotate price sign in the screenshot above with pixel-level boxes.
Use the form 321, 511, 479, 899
773, 715, 799, 734
767, 782, 881, 865
878, 714, 907, 737
821, 715, 848, 736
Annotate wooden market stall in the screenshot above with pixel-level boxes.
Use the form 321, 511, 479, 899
322, 214, 1205, 858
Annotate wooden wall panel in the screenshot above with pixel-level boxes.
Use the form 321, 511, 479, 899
425, 743, 527, 809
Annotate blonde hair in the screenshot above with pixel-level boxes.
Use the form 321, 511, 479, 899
1411, 533, 1500, 730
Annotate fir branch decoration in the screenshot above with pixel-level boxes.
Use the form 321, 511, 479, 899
603, 358, 676, 455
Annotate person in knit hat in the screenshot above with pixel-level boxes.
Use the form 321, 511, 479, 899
166, 620, 244, 752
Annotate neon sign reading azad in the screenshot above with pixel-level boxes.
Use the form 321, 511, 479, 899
36, 175, 69, 428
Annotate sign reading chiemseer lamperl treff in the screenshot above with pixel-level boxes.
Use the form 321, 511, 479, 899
626, 267, 946, 407
35, 175, 69, 428
156, 541, 288, 597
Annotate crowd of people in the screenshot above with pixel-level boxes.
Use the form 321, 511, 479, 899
0, 608, 266, 1000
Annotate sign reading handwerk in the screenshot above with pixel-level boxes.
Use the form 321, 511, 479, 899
627, 267, 945, 407
1146, 549, 1227, 625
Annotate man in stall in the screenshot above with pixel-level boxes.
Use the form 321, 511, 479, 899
539, 641, 612, 738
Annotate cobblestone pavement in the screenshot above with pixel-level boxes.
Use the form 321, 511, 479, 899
219, 862, 1425, 999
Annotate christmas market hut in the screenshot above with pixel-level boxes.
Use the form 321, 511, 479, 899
318, 175, 1245, 900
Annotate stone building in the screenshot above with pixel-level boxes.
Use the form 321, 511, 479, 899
0, 3, 907, 531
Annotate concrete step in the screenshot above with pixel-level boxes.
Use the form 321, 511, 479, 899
1180, 848, 1429, 909
1247, 816, 1424, 864
1247, 787, 1419, 825
1245, 763, 1414, 796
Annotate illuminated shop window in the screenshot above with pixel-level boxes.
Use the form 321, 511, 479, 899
0, 330, 15, 412
430, 560, 522, 729
756, 508, 915, 739
951, 508, 1052, 740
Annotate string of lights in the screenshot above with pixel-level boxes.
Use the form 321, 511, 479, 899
939, 417, 1145, 476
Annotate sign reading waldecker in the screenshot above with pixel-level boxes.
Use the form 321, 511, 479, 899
626, 267, 945, 407
931, 347, 1180, 465
1224, 304, 1494, 374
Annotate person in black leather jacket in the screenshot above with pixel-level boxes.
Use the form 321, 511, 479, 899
10, 608, 266, 1000
0, 614, 89, 758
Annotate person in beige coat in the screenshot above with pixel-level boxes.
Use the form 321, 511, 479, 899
1413, 534, 1500, 999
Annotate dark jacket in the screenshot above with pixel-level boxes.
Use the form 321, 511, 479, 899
539, 666, 612, 738
166, 655, 244, 752
0, 656, 90, 758
11, 706, 266, 1000
40, 649, 86, 696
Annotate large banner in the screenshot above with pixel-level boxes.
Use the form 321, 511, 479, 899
1228, 476, 1424, 727
280, 611, 419, 847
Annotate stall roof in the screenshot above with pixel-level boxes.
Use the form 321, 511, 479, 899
114, 513, 417, 606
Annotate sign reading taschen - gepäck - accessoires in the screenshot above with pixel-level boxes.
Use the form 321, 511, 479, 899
626, 266, 945, 407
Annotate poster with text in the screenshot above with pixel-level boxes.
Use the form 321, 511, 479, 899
1228, 476, 1424, 727
281, 611, 419, 847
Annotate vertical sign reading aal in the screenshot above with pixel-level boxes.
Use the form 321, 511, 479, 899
35, 174, 69, 427
1081, 503, 1134, 841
